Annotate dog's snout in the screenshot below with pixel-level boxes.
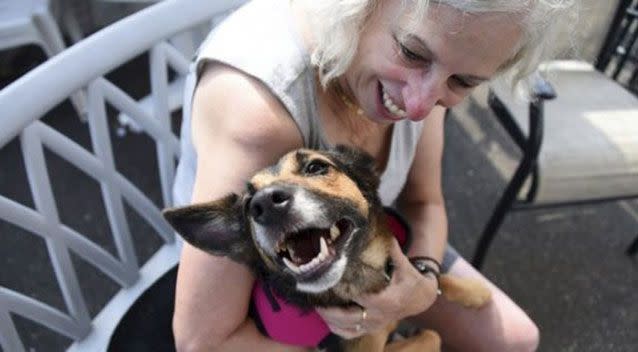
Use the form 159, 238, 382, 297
249, 187, 293, 225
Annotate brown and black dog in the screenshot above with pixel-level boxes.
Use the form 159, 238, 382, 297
163, 145, 490, 352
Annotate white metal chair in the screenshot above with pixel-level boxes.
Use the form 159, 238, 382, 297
0, 0, 246, 351
107, 0, 235, 134
0, 0, 87, 118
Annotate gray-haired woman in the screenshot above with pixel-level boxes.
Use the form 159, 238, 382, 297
171, 0, 576, 350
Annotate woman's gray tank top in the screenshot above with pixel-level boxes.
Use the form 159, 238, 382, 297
172, 0, 425, 207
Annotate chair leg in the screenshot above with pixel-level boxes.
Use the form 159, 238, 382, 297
61, 7, 84, 44
472, 94, 546, 270
32, 11, 67, 57
626, 235, 638, 256
33, 10, 87, 120
471, 169, 527, 270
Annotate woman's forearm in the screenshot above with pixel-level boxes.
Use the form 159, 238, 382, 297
215, 319, 310, 352
399, 201, 448, 263
176, 317, 309, 352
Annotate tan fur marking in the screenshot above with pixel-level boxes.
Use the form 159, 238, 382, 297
383, 329, 442, 352
346, 322, 398, 352
439, 275, 492, 309
250, 152, 298, 189
345, 324, 442, 352
360, 233, 392, 270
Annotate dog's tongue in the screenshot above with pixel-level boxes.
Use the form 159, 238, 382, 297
287, 229, 324, 264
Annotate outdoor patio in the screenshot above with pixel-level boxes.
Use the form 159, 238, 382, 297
1, 1, 637, 351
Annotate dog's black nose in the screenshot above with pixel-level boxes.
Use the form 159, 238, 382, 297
249, 186, 293, 225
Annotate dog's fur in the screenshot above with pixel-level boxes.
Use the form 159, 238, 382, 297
164, 145, 491, 351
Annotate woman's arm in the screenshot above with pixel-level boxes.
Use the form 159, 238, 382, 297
173, 65, 307, 352
398, 106, 448, 263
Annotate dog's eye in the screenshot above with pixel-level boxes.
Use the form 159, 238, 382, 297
304, 159, 329, 176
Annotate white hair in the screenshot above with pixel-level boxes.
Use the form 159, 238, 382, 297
304, 0, 578, 97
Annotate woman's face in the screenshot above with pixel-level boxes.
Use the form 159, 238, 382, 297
343, 1, 523, 123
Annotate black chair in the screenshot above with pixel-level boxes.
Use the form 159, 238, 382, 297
472, 0, 638, 270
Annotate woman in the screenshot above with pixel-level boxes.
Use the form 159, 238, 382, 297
171, 0, 574, 350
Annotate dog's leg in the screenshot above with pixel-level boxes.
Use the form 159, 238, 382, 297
383, 329, 441, 352
439, 274, 491, 309
343, 322, 397, 352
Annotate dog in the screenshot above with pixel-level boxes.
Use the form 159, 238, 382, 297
163, 145, 491, 351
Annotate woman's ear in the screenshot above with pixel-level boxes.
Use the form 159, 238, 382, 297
163, 193, 256, 265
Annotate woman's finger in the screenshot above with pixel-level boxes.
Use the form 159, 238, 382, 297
327, 323, 368, 340
316, 305, 384, 333
316, 306, 363, 329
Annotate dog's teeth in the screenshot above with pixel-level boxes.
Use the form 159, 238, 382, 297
330, 225, 340, 240
317, 247, 327, 262
286, 244, 297, 261
299, 253, 322, 273
283, 257, 300, 273
319, 237, 329, 257
298, 259, 314, 273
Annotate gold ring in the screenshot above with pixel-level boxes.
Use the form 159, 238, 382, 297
361, 308, 368, 322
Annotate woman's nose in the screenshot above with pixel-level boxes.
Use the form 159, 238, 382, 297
402, 72, 445, 121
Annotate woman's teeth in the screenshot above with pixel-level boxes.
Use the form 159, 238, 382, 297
382, 89, 407, 118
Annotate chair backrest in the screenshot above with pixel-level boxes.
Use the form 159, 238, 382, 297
598, 0, 638, 95
0, 1, 245, 351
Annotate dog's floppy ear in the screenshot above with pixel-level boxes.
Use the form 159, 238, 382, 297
162, 193, 256, 264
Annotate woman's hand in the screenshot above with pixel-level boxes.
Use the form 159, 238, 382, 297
316, 239, 439, 339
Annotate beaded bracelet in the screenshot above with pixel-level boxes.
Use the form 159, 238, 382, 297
408, 256, 442, 295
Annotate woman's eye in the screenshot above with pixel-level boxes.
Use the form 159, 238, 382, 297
399, 43, 422, 62
452, 77, 476, 89
304, 160, 329, 175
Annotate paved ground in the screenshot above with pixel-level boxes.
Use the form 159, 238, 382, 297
445, 90, 638, 352
1, 48, 637, 351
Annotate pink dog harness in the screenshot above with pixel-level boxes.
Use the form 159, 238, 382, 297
251, 208, 411, 348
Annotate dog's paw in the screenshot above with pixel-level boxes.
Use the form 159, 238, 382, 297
456, 279, 492, 309
414, 330, 442, 352
440, 276, 492, 309
384, 329, 441, 352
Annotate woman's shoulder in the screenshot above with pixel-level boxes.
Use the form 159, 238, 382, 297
197, 0, 310, 87
192, 64, 303, 152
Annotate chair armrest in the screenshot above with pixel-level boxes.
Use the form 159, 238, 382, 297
529, 73, 557, 101
487, 88, 528, 150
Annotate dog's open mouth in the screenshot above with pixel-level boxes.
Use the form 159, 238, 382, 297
276, 218, 354, 277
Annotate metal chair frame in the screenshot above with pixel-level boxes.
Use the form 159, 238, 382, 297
472, 2, 638, 269
0, 1, 245, 351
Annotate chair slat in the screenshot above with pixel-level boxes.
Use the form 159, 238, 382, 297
88, 81, 140, 271
0, 195, 137, 287
0, 288, 89, 341
21, 125, 92, 328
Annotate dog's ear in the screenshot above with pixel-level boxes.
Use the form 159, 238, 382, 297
162, 193, 256, 264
